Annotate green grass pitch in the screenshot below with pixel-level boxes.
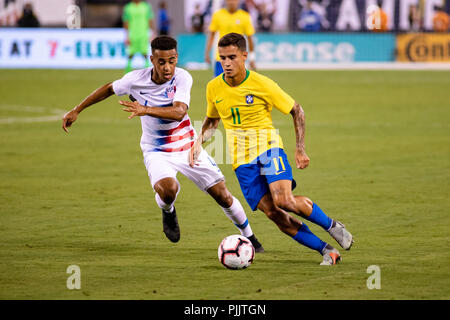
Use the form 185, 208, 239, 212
0, 69, 449, 300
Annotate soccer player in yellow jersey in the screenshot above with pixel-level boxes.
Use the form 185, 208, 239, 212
190, 33, 354, 265
205, 0, 256, 77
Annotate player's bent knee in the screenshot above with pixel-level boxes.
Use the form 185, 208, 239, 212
155, 180, 179, 204
163, 186, 178, 203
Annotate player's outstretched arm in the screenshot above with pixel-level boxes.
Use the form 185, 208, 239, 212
290, 102, 310, 169
189, 116, 220, 167
62, 82, 115, 133
119, 100, 187, 121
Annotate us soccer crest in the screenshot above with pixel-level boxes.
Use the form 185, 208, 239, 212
165, 86, 176, 99
246, 94, 254, 104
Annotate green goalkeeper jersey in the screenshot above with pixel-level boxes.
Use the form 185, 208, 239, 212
123, 1, 154, 39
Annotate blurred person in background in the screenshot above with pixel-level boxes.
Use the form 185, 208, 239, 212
123, 0, 155, 73
191, 2, 205, 33
296, 0, 330, 32
298, 1, 321, 31
17, 2, 39, 27
241, 0, 256, 12
408, 4, 420, 31
205, 0, 256, 77
416, 0, 425, 31
0, 0, 18, 26
158, 1, 171, 35
256, 0, 275, 32
433, 6, 449, 32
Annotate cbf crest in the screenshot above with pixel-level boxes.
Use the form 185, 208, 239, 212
245, 94, 254, 104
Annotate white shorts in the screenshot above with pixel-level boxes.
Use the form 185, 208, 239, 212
143, 148, 225, 192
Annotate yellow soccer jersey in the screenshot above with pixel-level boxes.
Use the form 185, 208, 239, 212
206, 70, 295, 170
209, 8, 255, 61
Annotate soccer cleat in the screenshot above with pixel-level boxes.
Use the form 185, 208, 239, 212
320, 247, 341, 266
328, 221, 354, 250
247, 234, 265, 253
162, 207, 180, 243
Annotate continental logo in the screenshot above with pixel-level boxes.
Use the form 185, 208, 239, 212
397, 33, 450, 62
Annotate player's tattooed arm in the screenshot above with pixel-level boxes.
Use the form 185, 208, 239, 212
62, 82, 114, 133
290, 102, 310, 169
189, 117, 220, 167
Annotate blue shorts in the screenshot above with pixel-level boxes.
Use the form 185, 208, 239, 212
235, 148, 293, 211
214, 61, 223, 77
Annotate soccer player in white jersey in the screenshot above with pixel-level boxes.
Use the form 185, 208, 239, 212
62, 35, 264, 251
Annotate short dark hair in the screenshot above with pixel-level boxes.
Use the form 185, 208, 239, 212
151, 35, 177, 53
218, 33, 247, 52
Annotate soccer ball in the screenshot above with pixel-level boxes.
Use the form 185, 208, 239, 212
218, 235, 255, 269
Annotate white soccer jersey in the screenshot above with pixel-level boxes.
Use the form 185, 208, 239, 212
112, 67, 196, 153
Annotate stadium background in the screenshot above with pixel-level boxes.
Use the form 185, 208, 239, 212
0, 0, 449, 302
1, 0, 450, 68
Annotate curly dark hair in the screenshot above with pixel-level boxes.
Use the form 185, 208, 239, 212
151, 35, 177, 53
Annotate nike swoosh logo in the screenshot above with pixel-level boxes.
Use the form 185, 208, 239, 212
215, 99, 224, 104
140, 91, 150, 94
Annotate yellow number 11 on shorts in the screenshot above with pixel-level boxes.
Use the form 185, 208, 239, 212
273, 156, 286, 175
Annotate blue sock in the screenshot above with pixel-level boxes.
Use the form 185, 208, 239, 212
306, 203, 333, 231
292, 223, 327, 253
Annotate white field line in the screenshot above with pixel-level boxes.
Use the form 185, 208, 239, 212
0, 105, 66, 124
0, 115, 64, 124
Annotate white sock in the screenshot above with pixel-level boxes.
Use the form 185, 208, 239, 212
155, 193, 175, 213
221, 197, 253, 238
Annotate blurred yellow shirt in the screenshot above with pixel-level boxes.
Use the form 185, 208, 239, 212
206, 70, 295, 170
208, 8, 255, 61
433, 11, 449, 32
